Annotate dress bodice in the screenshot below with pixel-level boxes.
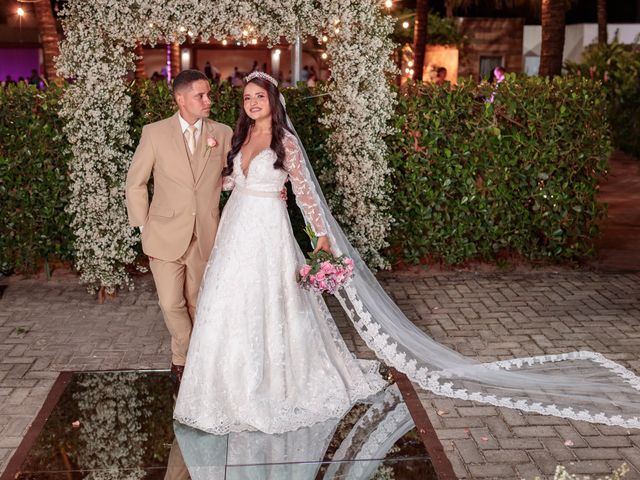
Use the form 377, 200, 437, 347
232, 149, 288, 193
223, 133, 328, 236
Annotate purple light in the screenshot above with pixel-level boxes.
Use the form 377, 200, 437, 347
0, 48, 40, 82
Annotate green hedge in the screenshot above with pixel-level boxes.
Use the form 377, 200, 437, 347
565, 38, 640, 158
0, 77, 611, 273
387, 76, 610, 264
0, 84, 73, 274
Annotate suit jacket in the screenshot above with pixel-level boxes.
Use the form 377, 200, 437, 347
126, 112, 233, 261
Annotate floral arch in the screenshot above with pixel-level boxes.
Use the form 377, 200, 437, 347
56, 0, 396, 293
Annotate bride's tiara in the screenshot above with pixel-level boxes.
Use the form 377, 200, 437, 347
244, 71, 279, 87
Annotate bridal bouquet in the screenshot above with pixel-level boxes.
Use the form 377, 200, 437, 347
298, 224, 354, 295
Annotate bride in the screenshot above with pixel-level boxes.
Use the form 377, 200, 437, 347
175, 71, 640, 434
173, 72, 386, 435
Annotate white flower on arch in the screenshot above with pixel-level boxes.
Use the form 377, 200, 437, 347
56, 0, 396, 293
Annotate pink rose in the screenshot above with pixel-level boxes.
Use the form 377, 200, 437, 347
206, 137, 217, 149
300, 264, 312, 276
315, 271, 325, 280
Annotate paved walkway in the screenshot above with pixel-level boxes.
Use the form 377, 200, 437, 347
1, 268, 639, 479
593, 151, 640, 271
2, 152, 639, 479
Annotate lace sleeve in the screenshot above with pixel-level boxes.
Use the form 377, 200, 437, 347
284, 134, 327, 236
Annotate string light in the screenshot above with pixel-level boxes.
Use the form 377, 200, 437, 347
242, 29, 248, 37
179, 26, 186, 32
384, 0, 393, 8
321, 52, 328, 60
322, 35, 328, 42
408, 60, 414, 68
17, 7, 25, 16
251, 38, 257, 45
402, 21, 409, 29
222, 39, 228, 45
334, 27, 340, 34
187, 31, 194, 37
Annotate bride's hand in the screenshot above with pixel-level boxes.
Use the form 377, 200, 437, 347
314, 236, 332, 255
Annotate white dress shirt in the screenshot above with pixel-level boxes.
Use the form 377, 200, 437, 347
179, 115, 203, 147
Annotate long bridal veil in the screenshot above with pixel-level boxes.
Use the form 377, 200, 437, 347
282, 99, 640, 430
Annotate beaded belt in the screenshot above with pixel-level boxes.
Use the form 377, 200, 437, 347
234, 184, 280, 198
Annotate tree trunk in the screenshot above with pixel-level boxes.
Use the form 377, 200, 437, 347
169, 42, 180, 81
445, 0, 454, 17
597, 0, 607, 44
134, 43, 146, 80
412, 0, 428, 81
33, 0, 61, 83
539, 0, 566, 77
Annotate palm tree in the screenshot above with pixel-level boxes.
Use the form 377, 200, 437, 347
597, 0, 607, 44
134, 43, 147, 80
445, 0, 454, 17
412, 0, 428, 81
33, 0, 61, 82
539, 0, 566, 76
452, 0, 569, 77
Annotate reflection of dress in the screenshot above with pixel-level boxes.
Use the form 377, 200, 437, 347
174, 384, 415, 480
174, 132, 386, 435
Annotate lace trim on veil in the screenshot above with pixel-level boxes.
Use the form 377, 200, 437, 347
281, 98, 640, 431
336, 286, 640, 429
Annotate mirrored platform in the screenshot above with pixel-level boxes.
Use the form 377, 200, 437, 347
3, 370, 455, 479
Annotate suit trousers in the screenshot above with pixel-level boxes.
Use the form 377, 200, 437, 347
150, 234, 207, 366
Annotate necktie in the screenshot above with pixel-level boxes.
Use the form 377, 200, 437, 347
185, 125, 197, 156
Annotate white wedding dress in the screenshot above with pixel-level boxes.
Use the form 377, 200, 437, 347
174, 132, 386, 435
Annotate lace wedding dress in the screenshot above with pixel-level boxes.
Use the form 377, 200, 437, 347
174, 132, 386, 434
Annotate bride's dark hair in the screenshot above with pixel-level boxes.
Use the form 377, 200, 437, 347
222, 77, 293, 177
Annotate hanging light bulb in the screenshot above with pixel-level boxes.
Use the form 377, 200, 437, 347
408, 60, 414, 68
17, 7, 25, 16
321, 52, 328, 60
402, 21, 409, 29
222, 39, 228, 46
251, 38, 258, 45
322, 35, 328, 42
385, 0, 393, 8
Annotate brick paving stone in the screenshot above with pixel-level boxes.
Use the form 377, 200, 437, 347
1, 269, 640, 479
468, 463, 516, 478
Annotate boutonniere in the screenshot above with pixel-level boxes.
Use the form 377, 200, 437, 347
205, 137, 217, 152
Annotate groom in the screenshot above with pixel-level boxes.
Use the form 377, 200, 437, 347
126, 69, 233, 389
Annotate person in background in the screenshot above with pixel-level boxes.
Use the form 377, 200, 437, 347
231, 67, 243, 87
307, 71, 317, 87
487, 66, 506, 103
204, 61, 213, 80
434, 67, 448, 86
4, 75, 16, 87
490, 66, 506, 84
301, 65, 309, 82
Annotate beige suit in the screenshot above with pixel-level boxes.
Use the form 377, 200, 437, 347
126, 112, 233, 365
